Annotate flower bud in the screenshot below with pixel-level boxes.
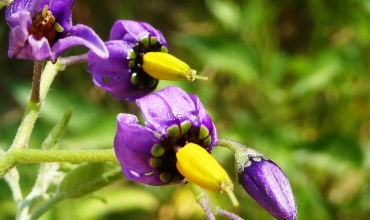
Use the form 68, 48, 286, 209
143, 52, 208, 82
239, 156, 297, 220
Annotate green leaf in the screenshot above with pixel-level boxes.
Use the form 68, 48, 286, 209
57, 162, 123, 199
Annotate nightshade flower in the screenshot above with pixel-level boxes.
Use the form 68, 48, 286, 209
114, 86, 217, 185
88, 20, 207, 101
5, 0, 108, 62
238, 151, 297, 220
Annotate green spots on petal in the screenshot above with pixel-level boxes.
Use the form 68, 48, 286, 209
131, 72, 139, 85
148, 78, 157, 87
199, 125, 210, 139
141, 36, 149, 45
180, 121, 191, 134
245, 160, 252, 167
129, 60, 136, 69
129, 50, 136, 59
145, 171, 154, 176
151, 144, 165, 157
150, 158, 162, 167
170, 175, 182, 183
160, 172, 171, 183
161, 46, 169, 53
252, 157, 262, 162
167, 124, 180, 136
138, 80, 145, 89
150, 37, 157, 45
203, 136, 211, 147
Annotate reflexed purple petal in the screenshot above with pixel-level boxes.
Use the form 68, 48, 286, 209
114, 113, 165, 185
188, 94, 217, 149
115, 113, 162, 155
51, 24, 108, 62
88, 40, 132, 77
92, 73, 156, 101
239, 159, 297, 220
123, 168, 164, 186
109, 20, 168, 47
136, 86, 196, 135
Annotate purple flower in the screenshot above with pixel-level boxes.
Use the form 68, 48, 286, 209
88, 20, 169, 101
114, 86, 217, 185
5, 0, 108, 62
239, 156, 297, 220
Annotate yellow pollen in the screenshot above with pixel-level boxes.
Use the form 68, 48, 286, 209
28, 5, 58, 45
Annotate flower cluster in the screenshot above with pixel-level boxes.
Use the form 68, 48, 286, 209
4, 2, 297, 219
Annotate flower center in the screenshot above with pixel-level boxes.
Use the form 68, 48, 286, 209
28, 5, 63, 45
128, 35, 168, 89
149, 122, 213, 184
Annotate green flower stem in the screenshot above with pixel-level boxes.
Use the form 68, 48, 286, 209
188, 182, 217, 219
59, 53, 88, 66
188, 182, 244, 220
216, 138, 264, 176
0, 149, 117, 177
9, 61, 62, 151
216, 138, 246, 153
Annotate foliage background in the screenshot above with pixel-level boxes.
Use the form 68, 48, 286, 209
1, 0, 370, 219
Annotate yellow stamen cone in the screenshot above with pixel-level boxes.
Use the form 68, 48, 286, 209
176, 143, 239, 207
143, 52, 208, 82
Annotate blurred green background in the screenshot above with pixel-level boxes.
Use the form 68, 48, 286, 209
1, 0, 370, 219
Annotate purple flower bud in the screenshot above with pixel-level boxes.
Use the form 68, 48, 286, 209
239, 157, 297, 220
114, 86, 217, 185
88, 20, 169, 101
5, 0, 108, 62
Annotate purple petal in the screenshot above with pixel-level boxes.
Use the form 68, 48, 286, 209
114, 114, 165, 185
109, 20, 168, 47
50, 24, 108, 62
48, 0, 74, 29
88, 40, 132, 77
189, 94, 217, 149
6, 0, 41, 27
92, 75, 156, 101
239, 159, 297, 220
136, 86, 197, 135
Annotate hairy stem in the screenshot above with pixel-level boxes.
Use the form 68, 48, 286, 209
9, 61, 61, 151
30, 61, 44, 103
0, 149, 117, 178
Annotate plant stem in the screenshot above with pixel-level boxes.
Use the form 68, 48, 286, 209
0, 149, 117, 177
9, 61, 61, 151
59, 53, 88, 66
30, 61, 44, 103
218, 209, 244, 220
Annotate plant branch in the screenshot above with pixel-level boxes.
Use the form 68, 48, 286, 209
0, 149, 117, 178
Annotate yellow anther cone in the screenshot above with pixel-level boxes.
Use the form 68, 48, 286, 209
143, 52, 208, 82
176, 143, 239, 207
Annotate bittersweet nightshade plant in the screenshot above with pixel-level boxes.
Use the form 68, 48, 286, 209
5, 0, 108, 62
114, 86, 217, 185
88, 20, 207, 101
88, 20, 169, 101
